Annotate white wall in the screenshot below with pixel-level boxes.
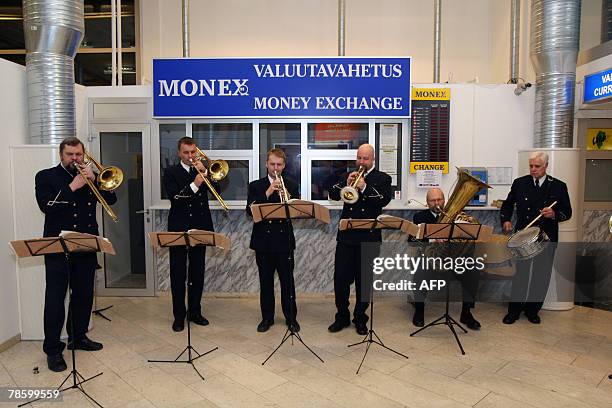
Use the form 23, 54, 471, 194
0, 59, 28, 345
408, 83, 534, 206
138, 0, 602, 86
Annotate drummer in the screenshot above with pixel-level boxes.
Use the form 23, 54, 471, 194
500, 151, 572, 325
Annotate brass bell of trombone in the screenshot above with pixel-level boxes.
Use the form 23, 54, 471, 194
194, 147, 229, 182
84, 151, 124, 191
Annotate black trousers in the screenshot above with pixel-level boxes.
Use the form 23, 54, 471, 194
413, 268, 479, 313
255, 251, 297, 321
169, 245, 205, 321
333, 242, 376, 324
508, 243, 556, 317
43, 253, 96, 356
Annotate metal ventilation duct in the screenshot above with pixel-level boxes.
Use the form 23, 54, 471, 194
530, 0, 581, 148
603, 0, 612, 43
23, 0, 84, 145
509, 0, 520, 83
433, 0, 441, 83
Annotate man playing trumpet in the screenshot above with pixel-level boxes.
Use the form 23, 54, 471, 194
246, 148, 300, 333
328, 144, 392, 335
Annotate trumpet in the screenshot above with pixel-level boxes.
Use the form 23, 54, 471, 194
75, 151, 123, 222
274, 171, 290, 203
340, 166, 365, 204
190, 147, 230, 212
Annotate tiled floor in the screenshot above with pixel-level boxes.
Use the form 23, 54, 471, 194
1, 294, 611, 408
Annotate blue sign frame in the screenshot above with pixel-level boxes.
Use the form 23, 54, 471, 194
153, 57, 411, 118
583, 68, 612, 104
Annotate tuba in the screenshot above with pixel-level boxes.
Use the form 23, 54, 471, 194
437, 168, 491, 224
340, 166, 365, 204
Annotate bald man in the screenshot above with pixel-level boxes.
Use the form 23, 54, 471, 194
328, 144, 392, 335
411, 188, 481, 330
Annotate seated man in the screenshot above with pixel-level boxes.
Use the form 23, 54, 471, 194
410, 188, 481, 330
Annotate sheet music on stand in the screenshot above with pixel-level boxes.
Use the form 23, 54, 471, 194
339, 214, 421, 236
10, 231, 116, 258
250, 199, 331, 224
420, 222, 493, 242
148, 230, 231, 250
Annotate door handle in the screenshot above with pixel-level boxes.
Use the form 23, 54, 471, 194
136, 209, 149, 215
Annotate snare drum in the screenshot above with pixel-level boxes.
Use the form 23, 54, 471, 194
507, 226, 549, 260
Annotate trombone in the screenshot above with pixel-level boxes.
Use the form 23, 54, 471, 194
274, 171, 290, 203
340, 166, 365, 204
75, 151, 123, 222
190, 146, 230, 212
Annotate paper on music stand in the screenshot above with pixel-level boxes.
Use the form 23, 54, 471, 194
148, 230, 231, 250
10, 232, 116, 258
339, 214, 421, 236
250, 199, 330, 224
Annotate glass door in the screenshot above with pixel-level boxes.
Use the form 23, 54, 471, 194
91, 123, 154, 296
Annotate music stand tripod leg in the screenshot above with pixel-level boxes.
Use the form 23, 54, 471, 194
262, 204, 324, 366
19, 240, 104, 408
347, 284, 408, 375
147, 233, 217, 380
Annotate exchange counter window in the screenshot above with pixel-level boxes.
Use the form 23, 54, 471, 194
259, 123, 301, 191
159, 123, 186, 199
311, 160, 354, 201
216, 160, 249, 201
192, 123, 253, 150
584, 159, 612, 202
307, 123, 368, 149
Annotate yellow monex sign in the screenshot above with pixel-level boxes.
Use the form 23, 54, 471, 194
412, 88, 451, 100
410, 162, 449, 173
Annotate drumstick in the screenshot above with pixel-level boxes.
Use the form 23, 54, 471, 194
525, 201, 557, 229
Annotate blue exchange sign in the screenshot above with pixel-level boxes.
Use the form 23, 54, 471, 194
153, 57, 411, 118
583, 68, 612, 104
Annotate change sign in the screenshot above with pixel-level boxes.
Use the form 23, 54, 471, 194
153, 57, 411, 117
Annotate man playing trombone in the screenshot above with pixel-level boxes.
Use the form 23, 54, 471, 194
328, 144, 392, 335
35, 137, 117, 372
246, 148, 300, 333
164, 137, 215, 332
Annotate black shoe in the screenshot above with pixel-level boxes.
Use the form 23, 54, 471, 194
257, 319, 274, 333
67, 336, 103, 351
412, 311, 425, 327
525, 313, 541, 324
190, 314, 209, 326
502, 313, 520, 325
460, 311, 481, 330
47, 354, 67, 372
285, 319, 300, 333
355, 322, 368, 336
172, 319, 184, 332
328, 319, 350, 333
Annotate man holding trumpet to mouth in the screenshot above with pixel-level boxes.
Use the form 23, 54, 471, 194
246, 148, 300, 333
328, 144, 392, 335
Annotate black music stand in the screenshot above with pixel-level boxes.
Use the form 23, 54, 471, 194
92, 282, 113, 321
409, 222, 484, 355
251, 199, 330, 365
341, 215, 416, 374
11, 232, 116, 408
147, 230, 228, 380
